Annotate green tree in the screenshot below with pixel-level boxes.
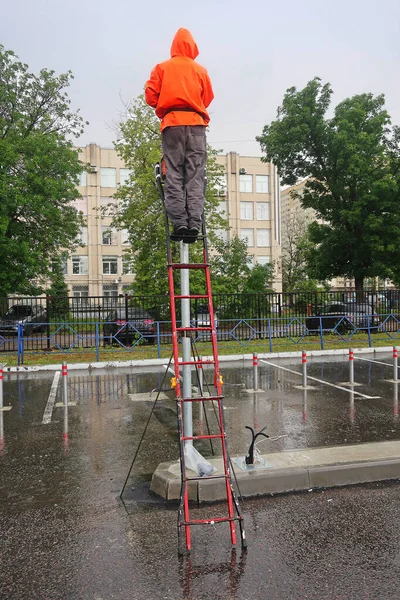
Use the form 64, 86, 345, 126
113, 96, 228, 296
46, 257, 70, 318
257, 78, 400, 293
210, 235, 252, 294
0, 45, 86, 298
242, 263, 274, 294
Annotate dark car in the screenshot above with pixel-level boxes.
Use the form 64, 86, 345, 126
103, 307, 155, 345
0, 304, 47, 336
306, 302, 380, 334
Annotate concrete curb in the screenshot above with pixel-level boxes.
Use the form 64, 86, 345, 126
150, 440, 400, 502
1, 345, 396, 373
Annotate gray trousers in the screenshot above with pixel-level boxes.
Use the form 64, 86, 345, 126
161, 125, 207, 230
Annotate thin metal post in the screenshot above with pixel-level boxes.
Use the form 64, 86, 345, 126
180, 242, 192, 444
394, 382, 399, 420
253, 353, 259, 391
302, 350, 307, 388
349, 349, 354, 385
393, 347, 398, 383
198, 355, 203, 396
0, 364, 3, 411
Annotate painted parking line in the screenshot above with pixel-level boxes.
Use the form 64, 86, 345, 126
355, 356, 394, 368
260, 359, 380, 399
42, 371, 61, 424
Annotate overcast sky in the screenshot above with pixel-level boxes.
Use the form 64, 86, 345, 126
1, 0, 399, 156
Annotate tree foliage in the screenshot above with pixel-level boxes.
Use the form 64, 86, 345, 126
257, 78, 400, 292
210, 235, 252, 294
113, 96, 228, 295
0, 45, 86, 297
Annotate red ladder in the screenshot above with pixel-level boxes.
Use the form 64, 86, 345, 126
155, 163, 246, 554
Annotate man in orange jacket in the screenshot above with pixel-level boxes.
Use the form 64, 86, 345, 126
145, 28, 214, 243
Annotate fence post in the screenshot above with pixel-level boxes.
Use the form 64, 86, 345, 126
349, 348, 354, 385
156, 321, 161, 359
95, 322, 99, 362
393, 347, 398, 383
302, 350, 307, 388
253, 353, 259, 391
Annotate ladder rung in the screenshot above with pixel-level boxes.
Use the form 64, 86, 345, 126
183, 516, 240, 526
177, 359, 215, 366
177, 326, 212, 332
177, 395, 223, 403
169, 263, 209, 270
174, 294, 209, 299
182, 434, 224, 441
185, 474, 229, 482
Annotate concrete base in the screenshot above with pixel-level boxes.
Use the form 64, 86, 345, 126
150, 440, 400, 502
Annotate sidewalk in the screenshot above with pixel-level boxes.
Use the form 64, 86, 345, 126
151, 440, 400, 501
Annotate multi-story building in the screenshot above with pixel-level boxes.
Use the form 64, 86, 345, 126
65, 144, 282, 300
215, 152, 282, 292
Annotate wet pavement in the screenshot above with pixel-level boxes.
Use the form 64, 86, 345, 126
2, 352, 400, 598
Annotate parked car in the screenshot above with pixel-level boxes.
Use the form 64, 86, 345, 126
0, 304, 47, 336
306, 302, 380, 334
103, 307, 155, 345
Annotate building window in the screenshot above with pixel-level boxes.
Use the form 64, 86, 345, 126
257, 256, 271, 265
72, 286, 89, 305
102, 227, 117, 245
51, 260, 68, 275
100, 196, 117, 207
72, 256, 88, 275
102, 256, 118, 275
121, 229, 130, 245
256, 229, 270, 247
214, 175, 227, 197
78, 226, 88, 246
240, 228, 254, 247
248, 255, 255, 269
256, 175, 269, 193
122, 257, 133, 274
100, 167, 117, 188
103, 284, 118, 297
73, 196, 88, 215
239, 174, 253, 193
240, 202, 253, 220
119, 168, 132, 186
256, 202, 270, 220
78, 171, 87, 186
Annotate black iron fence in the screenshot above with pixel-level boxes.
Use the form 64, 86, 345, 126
1, 291, 400, 362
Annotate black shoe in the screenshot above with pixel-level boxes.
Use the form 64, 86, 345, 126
183, 228, 199, 244
170, 226, 188, 242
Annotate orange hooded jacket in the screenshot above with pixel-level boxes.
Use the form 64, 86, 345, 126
145, 28, 214, 132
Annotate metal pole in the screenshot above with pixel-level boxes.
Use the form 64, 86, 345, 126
0, 364, 3, 411
393, 347, 398, 383
198, 355, 203, 396
0, 364, 3, 450
302, 350, 307, 388
253, 352, 259, 391
394, 382, 399, 420
349, 348, 354, 385
181, 242, 192, 444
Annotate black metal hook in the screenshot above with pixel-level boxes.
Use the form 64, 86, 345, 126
245, 425, 269, 465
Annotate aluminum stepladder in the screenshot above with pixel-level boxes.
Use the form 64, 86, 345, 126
155, 163, 246, 554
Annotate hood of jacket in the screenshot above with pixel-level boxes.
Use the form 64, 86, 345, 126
170, 28, 199, 60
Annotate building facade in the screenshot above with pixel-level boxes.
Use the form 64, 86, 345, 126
64, 144, 282, 300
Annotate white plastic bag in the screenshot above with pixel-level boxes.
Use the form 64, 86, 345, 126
184, 445, 216, 477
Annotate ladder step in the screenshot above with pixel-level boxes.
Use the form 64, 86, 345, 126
183, 516, 241, 526
177, 395, 223, 403
174, 294, 209, 300
177, 326, 212, 332
169, 263, 209, 269
177, 359, 215, 366
185, 474, 229, 482
182, 434, 224, 441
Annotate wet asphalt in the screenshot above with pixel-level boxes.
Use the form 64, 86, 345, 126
1, 352, 400, 599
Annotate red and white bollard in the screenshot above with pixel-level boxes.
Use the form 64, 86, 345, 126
393, 347, 398, 383
302, 350, 307, 388
349, 349, 354, 385
62, 361, 69, 442
253, 353, 259, 391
